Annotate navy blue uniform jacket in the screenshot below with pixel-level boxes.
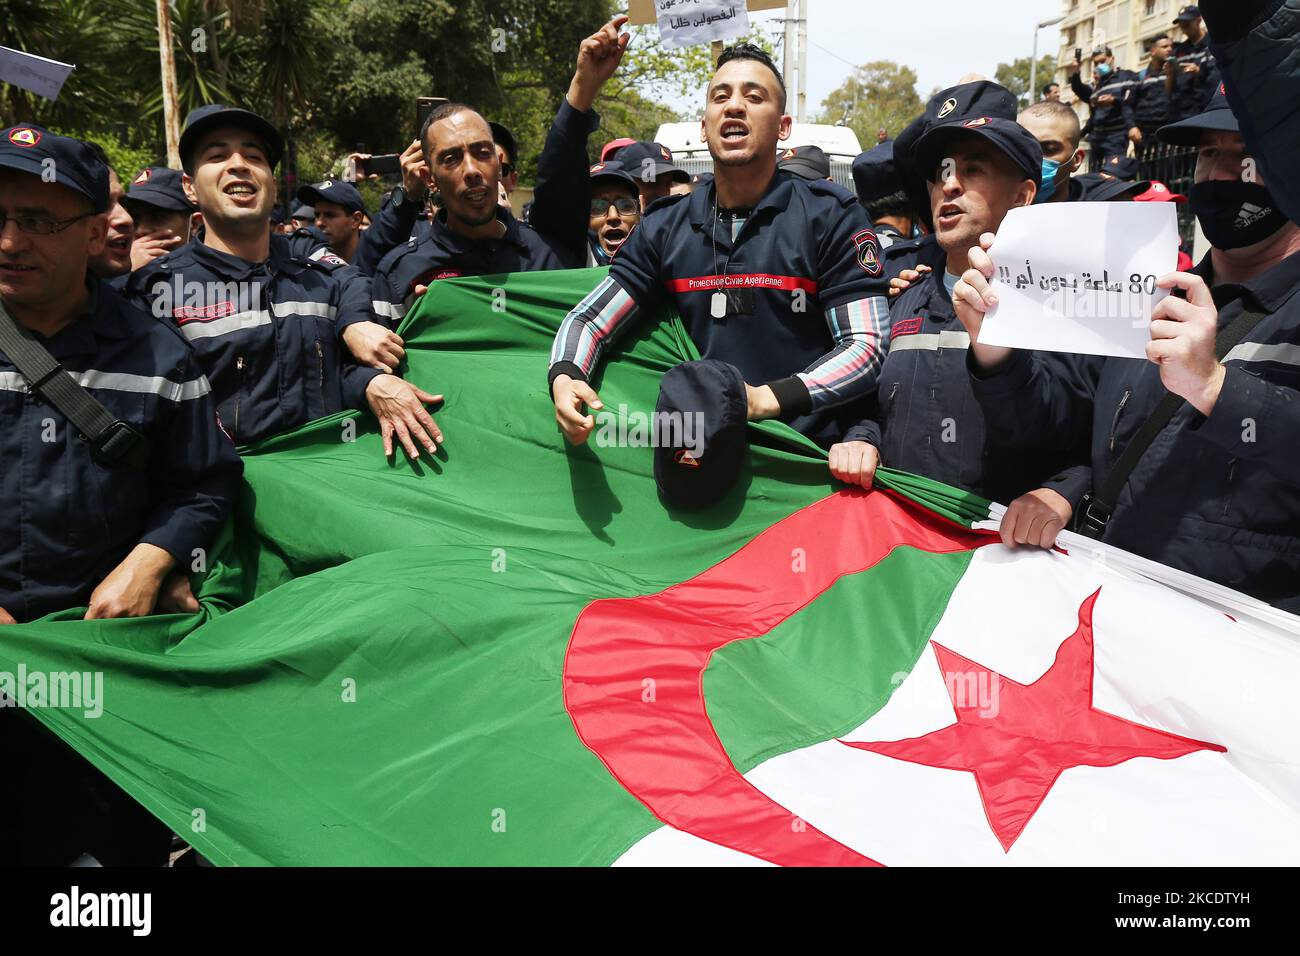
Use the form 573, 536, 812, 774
0, 279, 242, 622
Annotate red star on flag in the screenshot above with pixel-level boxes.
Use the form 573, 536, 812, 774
843, 588, 1226, 851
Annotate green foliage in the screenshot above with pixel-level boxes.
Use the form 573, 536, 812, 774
64, 130, 158, 186
616, 22, 782, 115
815, 60, 923, 144
0, 0, 713, 186
995, 54, 1059, 108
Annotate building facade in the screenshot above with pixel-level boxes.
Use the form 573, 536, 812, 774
1055, 0, 1184, 111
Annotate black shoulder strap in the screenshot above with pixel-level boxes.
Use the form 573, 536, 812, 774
0, 299, 150, 468
1078, 306, 1268, 536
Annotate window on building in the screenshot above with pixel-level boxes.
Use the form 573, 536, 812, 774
1145, 0, 1157, 16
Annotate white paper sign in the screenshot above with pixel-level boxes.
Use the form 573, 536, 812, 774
0, 45, 75, 102
656, 0, 750, 50
977, 201, 1179, 359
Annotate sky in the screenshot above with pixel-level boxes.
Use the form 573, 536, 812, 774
647, 0, 1067, 117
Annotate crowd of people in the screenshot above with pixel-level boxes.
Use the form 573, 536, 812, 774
1, 1, 1298, 863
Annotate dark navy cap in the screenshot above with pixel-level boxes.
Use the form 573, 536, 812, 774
852, 140, 902, 202
924, 80, 1020, 127
1173, 5, 1201, 22
489, 122, 518, 166
271, 206, 287, 225
124, 166, 195, 213
0, 125, 109, 212
914, 114, 1044, 186
588, 160, 639, 195
613, 141, 690, 184
179, 104, 283, 173
653, 360, 748, 510
1157, 83, 1237, 146
297, 178, 366, 215
691, 170, 714, 187
1101, 154, 1141, 181
778, 144, 831, 180
1078, 173, 1150, 202
291, 204, 314, 220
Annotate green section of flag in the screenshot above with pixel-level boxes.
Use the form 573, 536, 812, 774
0, 269, 985, 865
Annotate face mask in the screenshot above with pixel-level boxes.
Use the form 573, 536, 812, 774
1190, 179, 1287, 250
1035, 158, 1062, 203
1095, 63, 1112, 78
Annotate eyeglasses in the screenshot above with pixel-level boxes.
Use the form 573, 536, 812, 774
0, 211, 96, 236
590, 196, 639, 217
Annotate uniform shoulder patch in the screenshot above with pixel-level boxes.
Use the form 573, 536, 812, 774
307, 247, 349, 269
852, 229, 883, 277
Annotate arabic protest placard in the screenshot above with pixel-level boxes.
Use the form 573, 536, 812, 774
0, 45, 75, 102
977, 201, 1179, 359
655, 0, 750, 50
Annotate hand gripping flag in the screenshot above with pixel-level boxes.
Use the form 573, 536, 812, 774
2, 269, 1299, 866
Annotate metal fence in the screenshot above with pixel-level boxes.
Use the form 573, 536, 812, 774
1089, 142, 1200, 250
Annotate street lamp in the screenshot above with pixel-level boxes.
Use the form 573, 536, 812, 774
1030, 15, 1066, 103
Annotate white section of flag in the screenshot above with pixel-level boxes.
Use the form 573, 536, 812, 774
615, 542, 1300, 866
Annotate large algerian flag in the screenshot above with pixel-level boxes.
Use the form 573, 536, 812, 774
3, 268, 1299, 866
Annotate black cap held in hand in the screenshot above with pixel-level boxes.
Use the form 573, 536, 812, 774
653, 360, 749, 510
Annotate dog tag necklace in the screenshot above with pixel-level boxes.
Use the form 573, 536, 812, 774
710, 196, 738, 320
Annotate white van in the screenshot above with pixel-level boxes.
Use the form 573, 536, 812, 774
652, 121, 863, 190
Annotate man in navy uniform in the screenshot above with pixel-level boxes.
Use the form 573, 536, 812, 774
298, 178, 368, 264
607, 140, 691, 212
1168, 5, 1220, 120
549, 42, 891, 449
128, 104, 442, 461
1125, 33, 1176, 177
828, 90, 1095, 549
0, 128, 242, 864
123, 165, 197, 272
369, 15, 632, 328
1069, 46, 1139, 170
955, 89, 1300, 610
0, 124, 240, 623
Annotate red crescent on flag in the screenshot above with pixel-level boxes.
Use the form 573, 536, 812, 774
562, 488, 993, 866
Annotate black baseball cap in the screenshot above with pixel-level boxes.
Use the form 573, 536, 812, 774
924, 80, 1021, 127
778, 144, 831, 181
1101, 154, 1141, 181
613, 141, 690, 184
1173, 5, 1201, 23
291, 204, 314, 221
852, 140, 901, 202
297, 179, 366, 215
1078, 173, 1150, 202
0, 125, 110, 212
1157, 83, 1237, 145
914, 114, 1044, 186
653, 360, 748, 510
488, 122, 518, 167
179, 104, 283, 173
588, 160, 639, 197
124, 166, 195, 214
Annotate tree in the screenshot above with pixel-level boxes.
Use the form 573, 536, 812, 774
614, 22, 782, 117
995, 54, 1058, 108
815, 60, 922, 144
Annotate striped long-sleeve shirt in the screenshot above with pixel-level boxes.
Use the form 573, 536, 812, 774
547, 171, 892, 445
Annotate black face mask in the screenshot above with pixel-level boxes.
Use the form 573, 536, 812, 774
1190, 179, 1288, 250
